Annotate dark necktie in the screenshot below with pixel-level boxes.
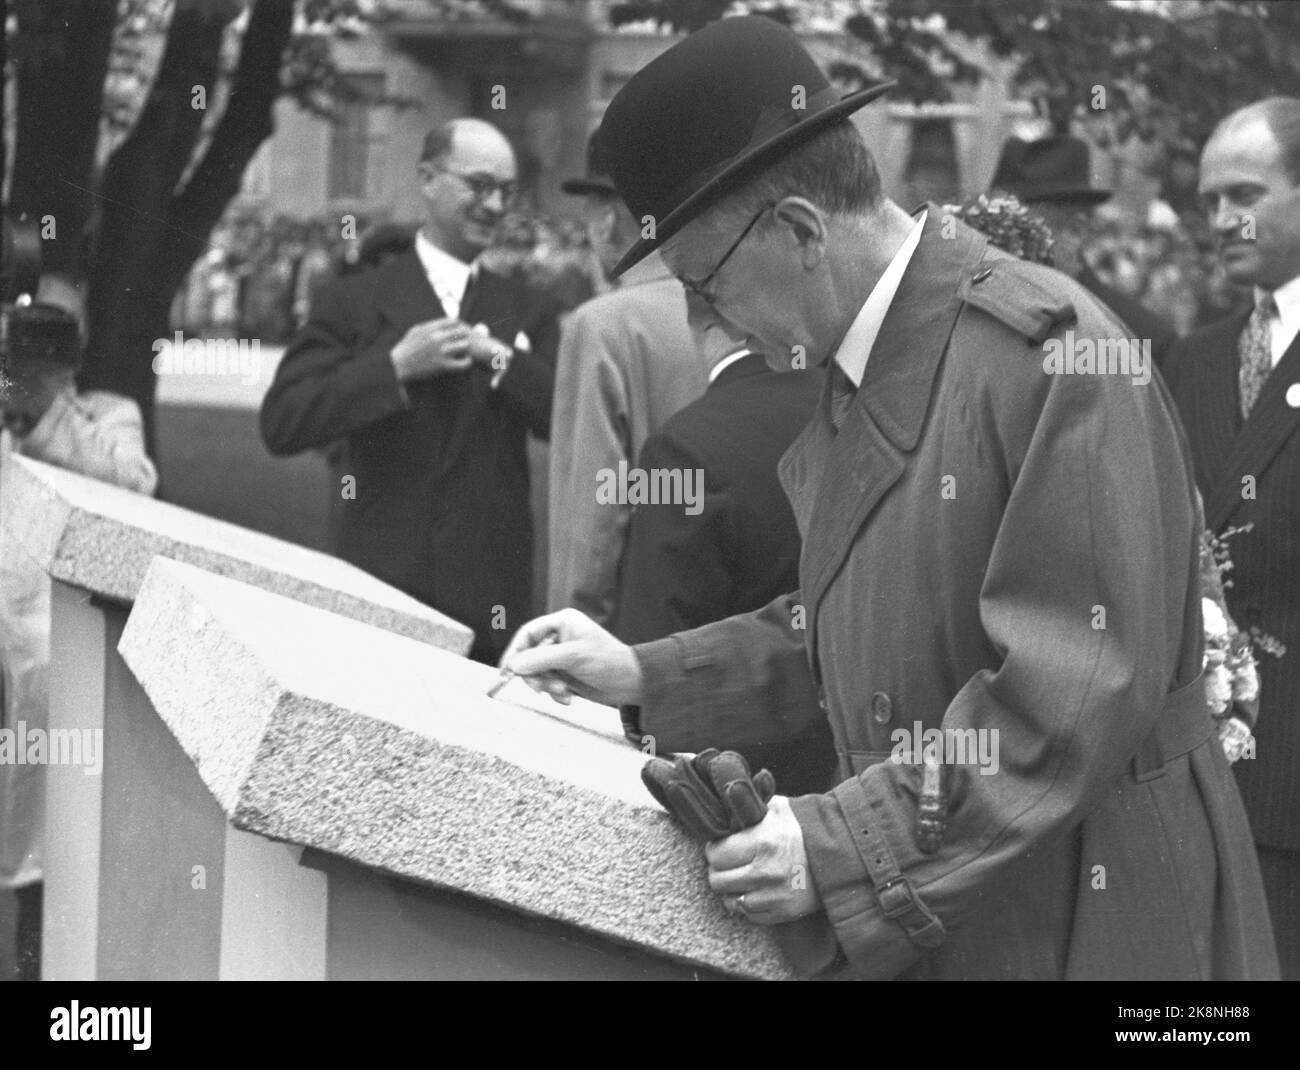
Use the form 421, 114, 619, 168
830, 362, 858, 432
1239, 290, 1277, 418
459, 268, 480, 321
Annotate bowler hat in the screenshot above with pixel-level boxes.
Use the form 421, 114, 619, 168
989, 136, 1112, 205
598, 16, 894, 277
561, 129, 618, 198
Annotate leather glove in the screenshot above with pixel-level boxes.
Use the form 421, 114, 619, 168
641, 747, 775, 841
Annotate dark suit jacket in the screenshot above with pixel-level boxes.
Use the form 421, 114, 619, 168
613, 353, 834, 793
630, 213, 1275, 979
1077, 263, 1177, 374
260, 251, 558, 661
1165, 313, 1300, 851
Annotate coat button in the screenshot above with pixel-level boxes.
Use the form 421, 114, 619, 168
871, 691, 893, 724
818, 688, 828, 713
971, 267, 993, 284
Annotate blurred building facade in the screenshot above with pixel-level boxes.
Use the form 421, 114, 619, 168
236, 3, 1156, 228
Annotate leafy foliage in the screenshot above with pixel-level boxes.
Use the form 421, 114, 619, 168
603, 1, 1300, 148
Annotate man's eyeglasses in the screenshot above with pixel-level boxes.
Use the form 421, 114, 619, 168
679, 203, 773, 305
431, 163, 518, 205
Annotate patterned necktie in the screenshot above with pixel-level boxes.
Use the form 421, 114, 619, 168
1238, 291, 1277, 418
830, 363, 858, 432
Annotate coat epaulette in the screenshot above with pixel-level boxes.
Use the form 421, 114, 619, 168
958, 260, 1078, 345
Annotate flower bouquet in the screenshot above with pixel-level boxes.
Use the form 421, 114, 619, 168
1201, 524, 1286, 762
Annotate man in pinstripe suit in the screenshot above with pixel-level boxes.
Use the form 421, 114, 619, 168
1166, 97, 1300, 978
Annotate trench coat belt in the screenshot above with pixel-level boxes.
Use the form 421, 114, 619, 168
829, 673, 1214, 954
1132, 670, 1214, 782
832, 778, 948, 951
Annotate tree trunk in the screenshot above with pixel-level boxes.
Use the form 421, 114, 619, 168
80, 0, 294, 454
9, 0, 117, 276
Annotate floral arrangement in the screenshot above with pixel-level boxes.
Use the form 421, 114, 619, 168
940, 194, 1056, 267
1200, 524, 1286, 762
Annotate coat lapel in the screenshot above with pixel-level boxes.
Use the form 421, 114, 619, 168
379, 251, 446, 329
794, 213, 983, 662
1206, 324, 1300, 530
1190, 314, 1247, 502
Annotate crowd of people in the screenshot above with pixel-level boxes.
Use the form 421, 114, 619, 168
168, 209, 601, 343
171, 185, 1251, 349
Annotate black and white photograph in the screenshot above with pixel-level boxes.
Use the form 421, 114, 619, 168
0, 0, 1296, 1026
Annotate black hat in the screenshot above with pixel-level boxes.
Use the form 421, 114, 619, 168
599, 16, 894, 277
989, 136, 1112, 205
5, 303, 81, 370
561, 129, 618, 198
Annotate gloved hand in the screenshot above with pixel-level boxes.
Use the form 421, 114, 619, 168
641, 747, 775, 841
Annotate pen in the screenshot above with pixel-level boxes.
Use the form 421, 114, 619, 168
487, 632, 558, 698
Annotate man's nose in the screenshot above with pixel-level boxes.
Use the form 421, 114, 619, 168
684, 290, 719, 332
479, 187, 507, 213
1208, 198, 1240, 234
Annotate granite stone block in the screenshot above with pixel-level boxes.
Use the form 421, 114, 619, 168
1, 454, 471, 653
119, 557, 793, 980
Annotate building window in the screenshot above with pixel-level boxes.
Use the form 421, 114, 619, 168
329, 73, 385, 201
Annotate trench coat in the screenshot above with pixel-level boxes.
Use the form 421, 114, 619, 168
630, 212, 1279, 980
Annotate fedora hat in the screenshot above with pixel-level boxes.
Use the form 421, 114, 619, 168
561, 128, 619, 198
989, 135, 1112, 205
598, 15, 894, 277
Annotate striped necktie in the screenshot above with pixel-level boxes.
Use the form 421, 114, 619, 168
1239, 291, 1277, 418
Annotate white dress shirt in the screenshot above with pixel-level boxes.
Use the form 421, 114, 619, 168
708, 348, 752, 384
415, 228, 473, 320
1260, 273, 1300, 367
832, 211, 927, 387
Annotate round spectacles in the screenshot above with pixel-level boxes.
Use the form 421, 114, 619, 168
433, 164, 519, 205
679, 203, 774, 305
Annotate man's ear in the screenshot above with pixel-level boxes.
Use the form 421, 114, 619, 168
772, 198, 826, 266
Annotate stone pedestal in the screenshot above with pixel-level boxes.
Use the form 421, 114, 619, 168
117, 558, 792, 980
0, 455, 473, 979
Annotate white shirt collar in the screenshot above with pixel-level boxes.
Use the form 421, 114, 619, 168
415, 229, 474, 318
1261, 274, 1300, 366
708, 348, 752, 384
832, 211, 927, 388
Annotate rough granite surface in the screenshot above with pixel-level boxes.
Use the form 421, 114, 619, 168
119, 558, 794, 981
1, 453, 471, 653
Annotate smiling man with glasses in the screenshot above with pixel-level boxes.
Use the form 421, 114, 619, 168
261, 117, 559, 665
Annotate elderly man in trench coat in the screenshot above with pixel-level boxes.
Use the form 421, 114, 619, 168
501, 16, 1278, 980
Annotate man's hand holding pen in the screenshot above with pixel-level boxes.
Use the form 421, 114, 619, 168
496, 609, 644, 708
